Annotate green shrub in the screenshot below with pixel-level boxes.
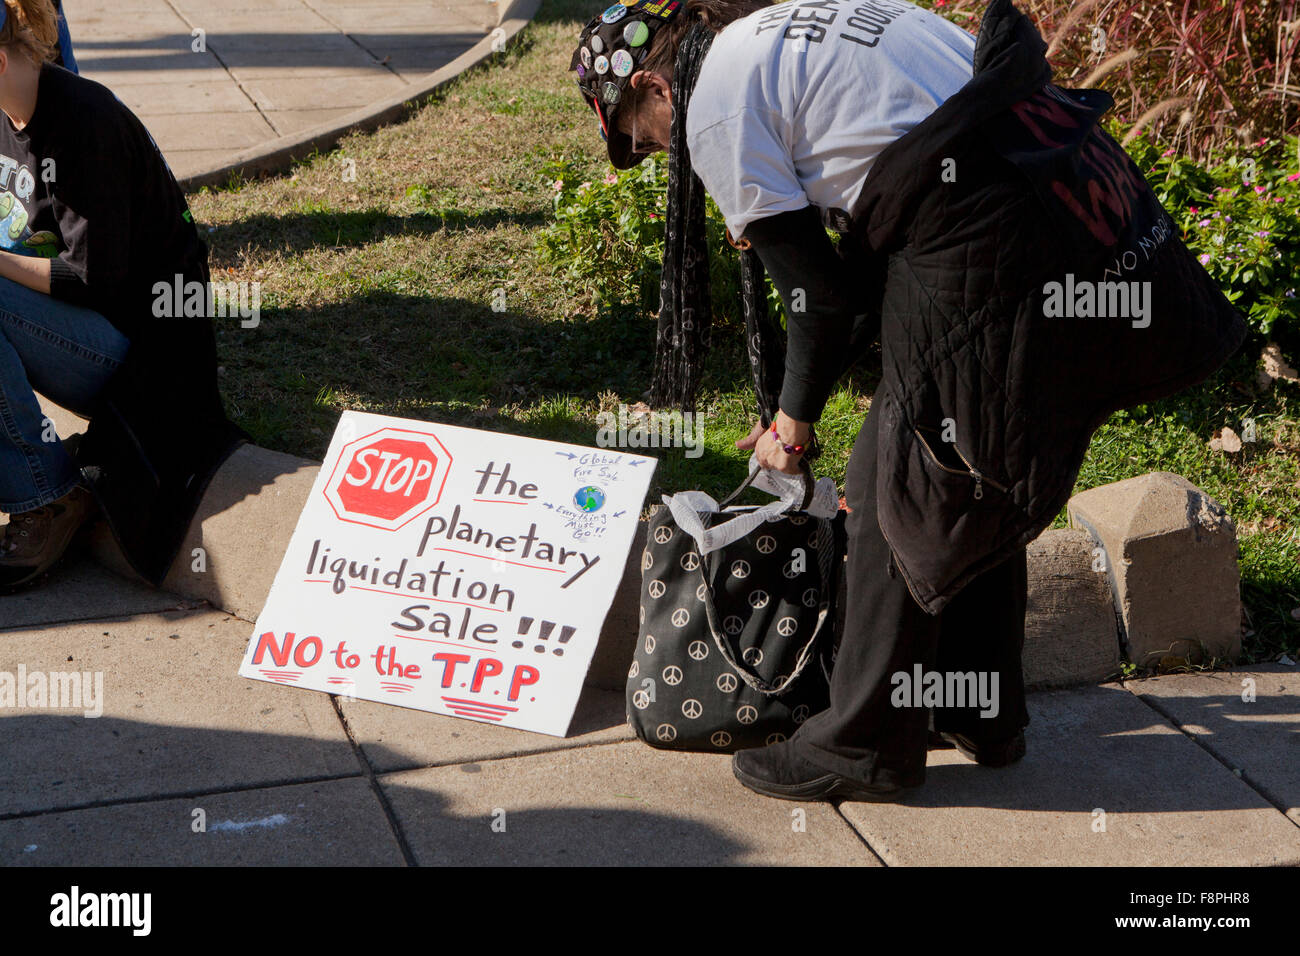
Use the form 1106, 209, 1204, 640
537, 153, 786, 329
1125, 132, 1300, 340
538, 153, 667, 311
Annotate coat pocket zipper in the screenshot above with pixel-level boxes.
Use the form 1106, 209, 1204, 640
913, 426, 1010, 501
878, 519, 929, 608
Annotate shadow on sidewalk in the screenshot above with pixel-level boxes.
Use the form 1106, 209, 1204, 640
897, 683, 1299, 814
0, 683, 755, 865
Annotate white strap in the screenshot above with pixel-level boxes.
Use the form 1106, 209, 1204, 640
663, 454, 839, 557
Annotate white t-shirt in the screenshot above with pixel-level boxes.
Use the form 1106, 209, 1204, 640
686, 0, 977, 240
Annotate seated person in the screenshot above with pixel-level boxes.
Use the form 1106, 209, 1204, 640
0, 0, 244, 592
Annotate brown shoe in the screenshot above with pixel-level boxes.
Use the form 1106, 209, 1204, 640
0, 485, 96, 592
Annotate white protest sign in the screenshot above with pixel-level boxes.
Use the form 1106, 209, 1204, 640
238, 411, 656, 737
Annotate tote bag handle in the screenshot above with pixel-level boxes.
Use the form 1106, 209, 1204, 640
665, 458, 832, 559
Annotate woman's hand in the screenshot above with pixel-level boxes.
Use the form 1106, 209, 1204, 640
735, 410, 811, 475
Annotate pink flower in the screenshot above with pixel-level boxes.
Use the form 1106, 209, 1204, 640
1254, 185, 1266, 194
552, 179, 564, 191
1198, 219, 1211, 227
1162, 148, 1175, 157
1288, 173, 1300, 181
1275, 196, 1285, 203
1189, 206, 1198, 214
604, 172, 618, 185
1198, 253, 1212, 265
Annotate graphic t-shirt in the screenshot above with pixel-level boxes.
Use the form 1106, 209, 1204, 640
686, 0, 977, 240
0, 145, 59, 259
0, 62, 207, 339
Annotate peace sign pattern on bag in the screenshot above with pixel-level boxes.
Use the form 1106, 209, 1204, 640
628, 509, 837, 751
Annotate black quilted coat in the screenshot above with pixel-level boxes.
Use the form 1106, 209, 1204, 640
840, 0, 1248, 614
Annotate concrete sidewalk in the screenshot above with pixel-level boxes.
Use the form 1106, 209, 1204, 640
2, 555, 1297, 866
64, 0, 514, 183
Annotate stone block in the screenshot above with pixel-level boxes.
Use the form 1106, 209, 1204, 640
1068, 472, 1241, 667
1023, 528, 1121, 687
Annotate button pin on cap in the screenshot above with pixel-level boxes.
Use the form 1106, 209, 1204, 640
624, 20, 649, 46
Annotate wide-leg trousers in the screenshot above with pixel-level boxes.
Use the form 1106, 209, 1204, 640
791, 394, 1030, 788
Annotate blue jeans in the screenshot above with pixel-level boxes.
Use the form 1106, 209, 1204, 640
0, 276, 130, 512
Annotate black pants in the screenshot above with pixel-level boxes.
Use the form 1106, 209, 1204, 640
791, 395, 1030, 787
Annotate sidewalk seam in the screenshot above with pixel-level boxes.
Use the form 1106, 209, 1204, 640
0, 770, 365, 822
330, 696, 419, 865
301, 0, 410, 82
160, 0, 283, 140
1125, 682, 1300, 830
832, 804, 891, 866
0, 601, 220, 635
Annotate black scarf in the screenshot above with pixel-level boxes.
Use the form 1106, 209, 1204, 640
649, 20, 787, 430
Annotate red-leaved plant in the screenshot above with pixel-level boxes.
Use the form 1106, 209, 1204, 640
925, 0, 1300, 163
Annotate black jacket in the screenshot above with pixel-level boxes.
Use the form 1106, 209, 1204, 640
77, 310, 246, 587
754, 0, 1246, 614
25, 67, 249, 586
856, 0, 1245, 613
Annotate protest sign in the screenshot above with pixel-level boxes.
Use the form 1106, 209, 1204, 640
238, 411, 657, 736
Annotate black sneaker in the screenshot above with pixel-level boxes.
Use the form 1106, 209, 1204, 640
937, 730, 1026, 768
732, 739, 916, 802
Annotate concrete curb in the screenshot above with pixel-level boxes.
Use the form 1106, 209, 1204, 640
87, 445, 320, 623
35, 395, 1220, 695
175, 0, 543, 192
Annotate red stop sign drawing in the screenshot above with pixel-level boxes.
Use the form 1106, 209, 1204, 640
323, 427, 452, 531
